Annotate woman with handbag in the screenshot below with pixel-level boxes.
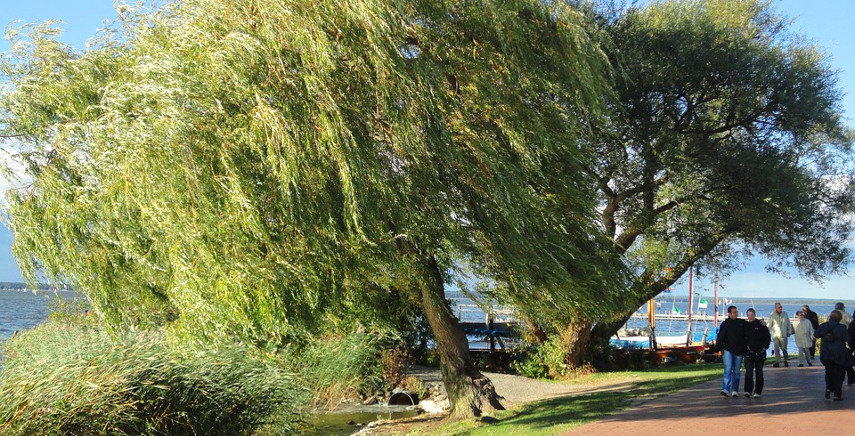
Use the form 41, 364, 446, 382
744, 308, 771, 397
814, 310, 851, 400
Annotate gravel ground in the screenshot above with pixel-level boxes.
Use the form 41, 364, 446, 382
405, 365, 639, 406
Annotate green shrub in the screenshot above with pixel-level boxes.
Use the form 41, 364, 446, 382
511, 339, 568, 379
0, 322, 308, 435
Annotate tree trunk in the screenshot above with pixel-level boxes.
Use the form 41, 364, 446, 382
589, 237, 729, 349
520, 315, 548, 344
419, 255, 504, 419
589, 280, 670, 348
591, 312, 636, 346
560, 320, 593, 370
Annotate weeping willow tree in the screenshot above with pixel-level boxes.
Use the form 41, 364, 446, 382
1, 0, 629, 417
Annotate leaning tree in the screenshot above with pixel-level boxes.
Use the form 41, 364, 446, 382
1, 0, 629, 417
569, 0, 854, 354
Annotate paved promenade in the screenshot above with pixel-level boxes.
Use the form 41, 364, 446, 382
565, 363, 855, 435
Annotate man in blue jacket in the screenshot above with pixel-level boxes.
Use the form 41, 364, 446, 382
715, 305, 746, 397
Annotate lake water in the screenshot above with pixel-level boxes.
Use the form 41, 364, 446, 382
619, 296, 849, 356
3, 287, 850, 356
0, 289, 79, 342
447, 291, 853, 356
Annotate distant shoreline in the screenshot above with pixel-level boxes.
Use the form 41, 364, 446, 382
652, 294, 850, 306
4, 281, 847, 305
0, 282, 73, 292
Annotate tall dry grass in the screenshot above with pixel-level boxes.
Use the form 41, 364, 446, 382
0, 321, 308, 435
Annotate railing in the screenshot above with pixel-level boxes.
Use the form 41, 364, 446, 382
454, 304, 518, 352
630, 313, 799, 323
455, 304, 516, 324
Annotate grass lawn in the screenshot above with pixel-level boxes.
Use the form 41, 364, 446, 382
418, 363, 724, 436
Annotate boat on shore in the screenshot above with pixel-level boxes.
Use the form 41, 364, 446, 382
610, 268, 718, 365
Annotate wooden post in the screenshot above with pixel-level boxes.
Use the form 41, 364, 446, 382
488, 312, 495, 353
648, 298, 657, 349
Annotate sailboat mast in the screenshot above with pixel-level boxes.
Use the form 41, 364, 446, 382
688, 267, 693, 324
713, 264, 718, 325
687, 267, 693, 346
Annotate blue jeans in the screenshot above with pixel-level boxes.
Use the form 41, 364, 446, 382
722, 350, 743, 393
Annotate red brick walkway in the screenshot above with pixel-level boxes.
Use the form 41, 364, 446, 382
564, 364, 855, 435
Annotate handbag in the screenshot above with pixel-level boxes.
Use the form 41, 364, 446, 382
747, 348, 766, 361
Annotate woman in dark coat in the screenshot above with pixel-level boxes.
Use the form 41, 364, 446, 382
744, 308, 771, 397
815, 310, 851, 400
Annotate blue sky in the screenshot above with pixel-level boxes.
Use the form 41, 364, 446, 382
1, 0, 855, 299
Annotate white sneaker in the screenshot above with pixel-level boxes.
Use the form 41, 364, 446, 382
731, 391, 739, 397
753, 393, 761, 398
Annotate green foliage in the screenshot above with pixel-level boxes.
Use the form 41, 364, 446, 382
0, 322, 308, 436
511, 344, 551, 380
0, 0, 628, 349
580, 0, 855, 339
286, 331, 393, 407
611, 0, 852, 272
46, 295, 92, 324
511, 339, 582, 379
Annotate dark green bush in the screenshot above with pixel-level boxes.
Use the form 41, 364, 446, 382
0, 322, 308, 435
510, 339, 573, 379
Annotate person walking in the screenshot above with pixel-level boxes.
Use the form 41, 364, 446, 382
795, 311, 814, 367
802, 305, 820, 359
768, 302, 793, 367
814, 310, 850, 400
849, 311, 855, 386
835, 303, 855, 384
744, 308, 771, 397
715, 305, 746, 397
836, 302, 853, 326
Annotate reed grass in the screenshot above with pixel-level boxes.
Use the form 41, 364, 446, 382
0, 321, 308, 435
288, 332, 390, 408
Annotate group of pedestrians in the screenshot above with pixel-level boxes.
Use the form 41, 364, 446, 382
714, 302, 855, 401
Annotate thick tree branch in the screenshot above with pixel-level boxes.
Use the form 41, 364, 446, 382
591, 228, 737, 342
613, 174, 669, 204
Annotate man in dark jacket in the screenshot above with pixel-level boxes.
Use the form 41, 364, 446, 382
802, 305, 820, 359
743, 308, 771, 397
848, 310, 855, 386
715, 305, 746, 397
815, 310, 851, 400
835, 303, 855, 384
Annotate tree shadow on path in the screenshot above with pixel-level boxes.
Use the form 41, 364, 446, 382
563, 365, 855, 435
